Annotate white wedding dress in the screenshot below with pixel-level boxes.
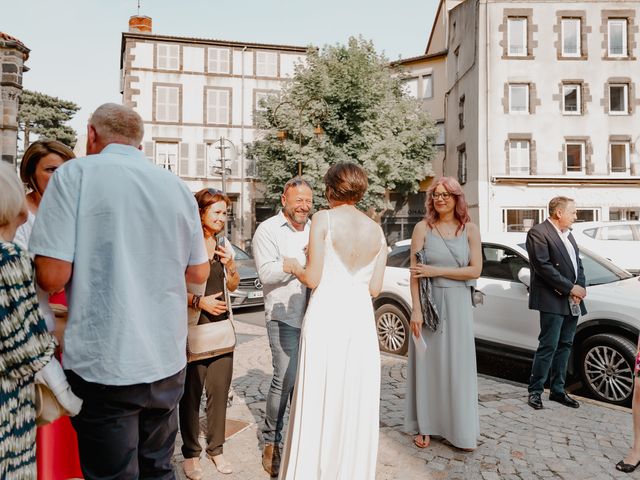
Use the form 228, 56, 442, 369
279, 213, 384, 480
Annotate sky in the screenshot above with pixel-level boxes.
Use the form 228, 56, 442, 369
3, 0, 438, 133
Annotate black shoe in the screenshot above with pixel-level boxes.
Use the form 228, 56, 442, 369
527, 393, 543, 410
548, 392, 580, 408
616, 460, 640, 473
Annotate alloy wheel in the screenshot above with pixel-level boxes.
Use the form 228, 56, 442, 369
377, 310, 407, 354
583, 345, 634, 403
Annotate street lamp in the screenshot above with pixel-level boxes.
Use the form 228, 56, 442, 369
209, 137, 237, 236
209, 136, 236, 196
273, 97, 329, 176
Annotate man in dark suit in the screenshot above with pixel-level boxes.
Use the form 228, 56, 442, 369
526, 196, 587, 410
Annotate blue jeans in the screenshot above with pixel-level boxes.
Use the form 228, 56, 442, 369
263, 320, 301, 445
528, 311, 578, 395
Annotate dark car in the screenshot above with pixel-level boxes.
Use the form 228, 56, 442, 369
230, 244, 264, 308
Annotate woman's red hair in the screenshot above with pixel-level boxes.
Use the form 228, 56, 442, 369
425, 176, 471, 235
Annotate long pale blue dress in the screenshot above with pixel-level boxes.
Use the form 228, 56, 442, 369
404, 229, 480, 449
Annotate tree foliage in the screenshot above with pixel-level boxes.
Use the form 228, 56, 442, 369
18, 89, 79, 149
247, 36, 437, 214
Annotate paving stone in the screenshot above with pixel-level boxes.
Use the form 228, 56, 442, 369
172, 319, 634, 479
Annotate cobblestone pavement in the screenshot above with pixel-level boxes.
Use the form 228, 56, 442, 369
173, 321, 634, 479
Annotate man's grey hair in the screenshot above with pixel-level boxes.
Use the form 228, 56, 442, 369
89, 103, 144, 146
548, 196, 574, 217
283, 176, 313, 195
0, 161, 26, 227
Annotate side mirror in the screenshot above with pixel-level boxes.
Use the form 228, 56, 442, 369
518, 267, 531, 287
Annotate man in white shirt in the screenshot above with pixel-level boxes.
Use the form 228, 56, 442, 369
252, 177, 313, 477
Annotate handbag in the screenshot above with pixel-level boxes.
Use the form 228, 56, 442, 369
415, 250, 440, 332
433, 225, 484, 307
186, 276, 236, 363
34, 382, 66, 426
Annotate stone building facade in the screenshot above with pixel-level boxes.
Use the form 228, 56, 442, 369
0, 32, 29, 165
119, 16, 308, 247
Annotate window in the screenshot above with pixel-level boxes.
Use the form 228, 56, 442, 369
206, 89, 230, 125
609, 84, 628, 114
402, 78, 419, 98
255, 91, 275, 112
458, 95, 465, 129
508, 18, 527, 56
563, 84, 581, 114
387, 244, 411, 268
482, 245, 529, 282
576, 208, 600, 222
601, 225, 634, 241
509, 84, 529, 113
155, 143, 178, 173
610, 142, 630, 173
256, 51, 278, 77
608, 19, 627, 57
509, 140, 530, 175
457, 146, 467, 185
502, 208, 542, 232
609, 208, 640, 221
423, 74, 433, 99
157, 44, 179, 70
565, 142, 585, 174
208, 48, 230, 73
561, 19, 581, 56
155, 86, 179, 122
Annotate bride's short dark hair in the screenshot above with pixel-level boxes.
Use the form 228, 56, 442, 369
324, 162, 368, 203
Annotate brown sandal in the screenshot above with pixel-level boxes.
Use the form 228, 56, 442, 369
413, 434, 430, 448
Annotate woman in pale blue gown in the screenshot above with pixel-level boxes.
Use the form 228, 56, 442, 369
404, 176, 482, 450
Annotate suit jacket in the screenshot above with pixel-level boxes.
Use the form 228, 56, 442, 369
525, 219, 587, 316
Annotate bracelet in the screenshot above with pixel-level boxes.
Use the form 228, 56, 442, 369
191, 294, 202, 309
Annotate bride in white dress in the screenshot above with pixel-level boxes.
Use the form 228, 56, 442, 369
279, 162, 387, 480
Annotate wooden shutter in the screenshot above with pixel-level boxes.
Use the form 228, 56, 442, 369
180, 143, 190, 176
196, 144, 206, 177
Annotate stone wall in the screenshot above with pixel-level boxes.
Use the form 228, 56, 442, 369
0, 33, 29, 165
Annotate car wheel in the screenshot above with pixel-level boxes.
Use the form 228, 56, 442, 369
375, 303, 409, 356
579, 333, 636, 406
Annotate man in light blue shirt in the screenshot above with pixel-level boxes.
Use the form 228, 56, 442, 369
30, 103, 209, 479
252, 177, 312, 477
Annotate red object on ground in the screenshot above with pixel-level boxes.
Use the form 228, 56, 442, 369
36, 290, 83, 479
36, 417, 83, 479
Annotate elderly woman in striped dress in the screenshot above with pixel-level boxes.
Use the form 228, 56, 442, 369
0, 161, 80, 477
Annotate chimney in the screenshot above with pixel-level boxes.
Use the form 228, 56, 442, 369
129, 15, 152, 33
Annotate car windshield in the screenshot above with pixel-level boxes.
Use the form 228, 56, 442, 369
517, 242, 632, 286
232, 244, 252, 260
387, 244, 411, 268
579, 247, 633, 285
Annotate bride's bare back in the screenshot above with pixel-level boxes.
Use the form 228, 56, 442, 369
329, 206, 383, 274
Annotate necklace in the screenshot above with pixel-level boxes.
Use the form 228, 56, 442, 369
436, 222, 458, 238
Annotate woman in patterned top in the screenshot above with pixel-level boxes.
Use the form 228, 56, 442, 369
0, 161, 57, 477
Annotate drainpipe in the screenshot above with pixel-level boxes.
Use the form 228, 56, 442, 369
484, 0, 491, 233
240, 46, 247, 246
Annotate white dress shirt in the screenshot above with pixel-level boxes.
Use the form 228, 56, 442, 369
252, 210, 310, 328
549, 220, 578, 278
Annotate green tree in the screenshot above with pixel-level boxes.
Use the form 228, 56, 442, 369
18, 89, 79, 149
248, 36, 437, 215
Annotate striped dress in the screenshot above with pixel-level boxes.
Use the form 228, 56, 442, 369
1, 241, 55, 478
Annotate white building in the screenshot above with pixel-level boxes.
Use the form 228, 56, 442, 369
439, 0, 640, 232
119, 16, 307, 246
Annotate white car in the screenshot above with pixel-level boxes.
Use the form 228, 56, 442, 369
374, 233, 640, 406
570, 221, 640, 275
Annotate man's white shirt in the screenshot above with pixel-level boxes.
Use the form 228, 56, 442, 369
252, 210, 311, 328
